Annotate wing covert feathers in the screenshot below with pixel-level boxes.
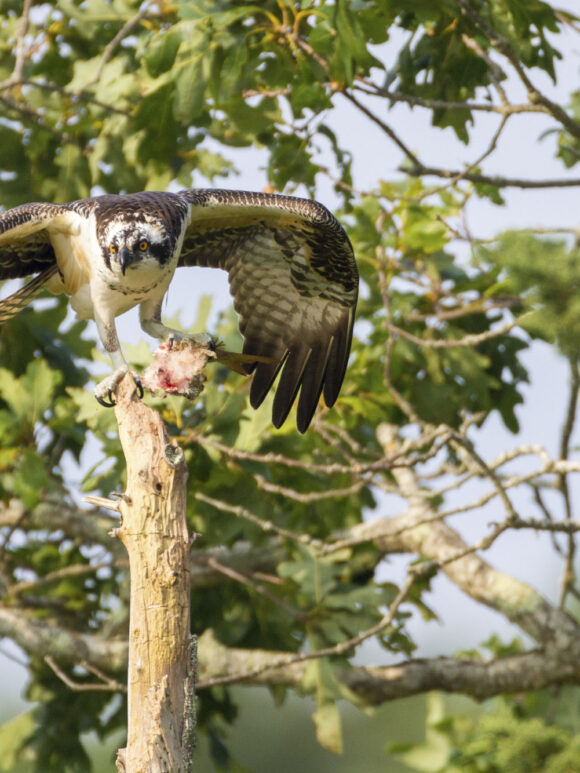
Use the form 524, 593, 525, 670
178, 188, 358, 431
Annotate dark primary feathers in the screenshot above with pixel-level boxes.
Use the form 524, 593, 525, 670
0, 189, 358, 432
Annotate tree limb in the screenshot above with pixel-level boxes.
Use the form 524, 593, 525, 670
196, 630, 580, 703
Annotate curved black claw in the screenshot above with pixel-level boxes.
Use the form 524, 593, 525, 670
94, 368, 144, 408
95, 391, 116, 408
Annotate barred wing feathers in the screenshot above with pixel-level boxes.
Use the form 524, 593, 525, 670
178, 189, 358, 433
0, 202, 81, 322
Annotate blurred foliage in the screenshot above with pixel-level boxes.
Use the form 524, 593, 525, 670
396, 689, 580, 773
0, 0, 566, 206
396, 638, 580, 772
0, 0, 579, 770
477, 232, 580, 361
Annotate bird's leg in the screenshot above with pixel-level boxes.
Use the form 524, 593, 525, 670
93, 310, 143, 407
139, 298, 214, 349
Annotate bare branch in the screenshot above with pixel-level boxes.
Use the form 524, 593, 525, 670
6, 594, 580, 708
342, 91, 422, 167
403, 298, 520, 323
197, 630, 580, 702
82, 4, 152, 91
411, 113, 510, 201
388, 312, 528, 349
373, 424, 580, 646
254, 473, 364, 503
195, 492, 326, 549
508, 517, 580, 534
450, 433, 519, 522
353, 82, 549, 117
205, 556, 303, 621
6, 560, 121, 598
7, 0, 34, 86
0, 607, 127, 671
407, 163, 580, 190
44, 655, 126, 693
0, 498, 121, 552
558, 358, 580, 605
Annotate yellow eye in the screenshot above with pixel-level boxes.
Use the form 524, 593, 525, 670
109, 243, 118, 253
138, 239, 149, 251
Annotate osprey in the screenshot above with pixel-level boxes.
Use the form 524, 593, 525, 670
0, 189, 358, 433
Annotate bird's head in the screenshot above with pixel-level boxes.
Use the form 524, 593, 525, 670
101, 220, 175, 276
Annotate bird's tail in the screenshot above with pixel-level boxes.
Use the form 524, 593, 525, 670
0, 265, 59, 324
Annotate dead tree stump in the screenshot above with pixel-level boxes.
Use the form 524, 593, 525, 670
111, 374, 195, 772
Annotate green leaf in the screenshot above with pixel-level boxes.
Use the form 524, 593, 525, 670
278, 548, 339, 603
312, 702, 343, 755
12, 448, 51, 509
0, 360, 61, 423
392, 694, 450, 772
134, 82, 180, 162
145, 29, 182, 78
303, 659, 345, 753
174, 57, 207, 124
0, 711, 36, 771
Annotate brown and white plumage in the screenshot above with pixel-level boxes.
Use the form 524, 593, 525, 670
0, 189, 358, 432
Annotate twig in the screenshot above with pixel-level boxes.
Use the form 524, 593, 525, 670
195, 492, 326, 549
411, 113, 510, 202
353, 82, 549, 117
530, 484, 564, 555
403, 298, 519, 323
380, 269, 422, 424
44, 655, 126, 692
197, 570, 418, 689
82, 4, 152, 91
508, 517, 580, 534
206, 557, 303, 621
189, 435, 361, 475
460, 33, 508, 103
407, 164, 580, 190
254, 474, 364, 503
388, 312, 528, 349
189, 433, 436, 477
434, 521, 511, 568
342, 91, 422, 168
6, 560, 120, 598
6, 0, 34, 87
558, 358, 580, 606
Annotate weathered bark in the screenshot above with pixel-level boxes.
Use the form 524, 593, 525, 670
112, 374, 194, 773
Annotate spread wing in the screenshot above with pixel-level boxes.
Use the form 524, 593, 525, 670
0, 202, 80, 321
177, 189, 358, 433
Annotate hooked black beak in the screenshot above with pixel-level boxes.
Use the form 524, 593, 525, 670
120, 247, 135, 275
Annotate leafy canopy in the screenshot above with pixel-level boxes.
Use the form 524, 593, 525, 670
0, 0, 579, 770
